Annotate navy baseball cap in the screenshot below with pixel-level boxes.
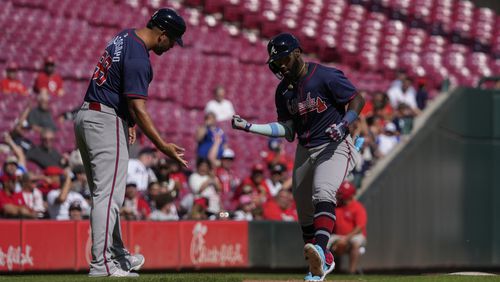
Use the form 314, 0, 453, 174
150, 8, 186, 47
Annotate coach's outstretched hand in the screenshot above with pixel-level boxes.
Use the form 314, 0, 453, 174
161, 143, 188, 168
325, 120, 348, 142
231, 115, 252, 132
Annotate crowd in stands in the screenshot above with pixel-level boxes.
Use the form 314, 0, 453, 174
347, 71, 428, 187
0, 0, 458, 221
0, 54, 425, 222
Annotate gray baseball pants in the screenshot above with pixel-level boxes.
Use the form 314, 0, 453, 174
292, 135, 361, 226
74, 102, 130, 276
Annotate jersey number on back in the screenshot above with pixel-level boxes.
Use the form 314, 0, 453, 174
92, 51, 112, 86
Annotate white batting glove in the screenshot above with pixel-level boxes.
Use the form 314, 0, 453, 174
231, 115, 252, 132
325, 120, 348, 142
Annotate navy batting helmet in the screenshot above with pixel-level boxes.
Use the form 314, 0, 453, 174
266, 33, 301, 64
266, 33, 302, 79
149, 8, 186, 47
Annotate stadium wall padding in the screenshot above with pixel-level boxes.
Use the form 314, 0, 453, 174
359, 87, 500, 269
0, 220, 310, 272
248, 221, 305, 268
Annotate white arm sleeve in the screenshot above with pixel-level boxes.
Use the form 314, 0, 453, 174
247, 120, 295, 142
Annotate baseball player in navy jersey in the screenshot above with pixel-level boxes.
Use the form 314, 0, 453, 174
232, 33, 364, 281
74, 8, 188, 277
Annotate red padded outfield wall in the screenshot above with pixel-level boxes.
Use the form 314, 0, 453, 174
0, 220, 248, 272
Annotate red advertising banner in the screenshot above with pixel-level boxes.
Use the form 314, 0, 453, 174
179, 221, 248, 268
0, 220, 249, 272
0, 221, 23, 272
21, 221, 76, 271
128, 222, 180, 269
75, 220, 91, 271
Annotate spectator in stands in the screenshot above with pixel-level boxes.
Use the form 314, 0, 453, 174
389, 69, 406, 90
376, 122, 400, 157
208, 131, 240, 211
1, 62, 28, 96
232, 164, 271, 208
27, 92, 58, 133
149, 192, 179, 221
33, 56, 64, 97
196, 112, 226, 159
121, 183, 151, 220
1, 156, 23, 193
37, 166, 62, 195
393, 103, 414, 135
69, 202, 83, 220
252, 205, 264, 221
387, 78, 420, 115
3, 132, 28, 177
265, 163, 287, 197
204, 85, 235, 122
261, 138, 294, 172
144, 181, 161, 210
358, 91, 373, 118
186, 197, 209, 220
328, 181, 367, 274
20, 173, 45, 218
371, 92, 394, 121
188, 158, 222, 216
164, 157, 189, 195
3, 132, 30, 188
416, 78, 429, 111
163, 158, 190, 218
0, 174, 36, 218
47, 167, 90, 220
9, 125, 34, 153
262, 189, 297, 221
9, 105, 35, 152
154, 159, 181, 198
27, 129, 64, 169
232, 194, 255, 221
127, 147, 158, 193
71, 165, 90, 200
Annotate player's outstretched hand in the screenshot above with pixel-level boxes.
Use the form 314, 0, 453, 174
128, 126, 136, 145
231, 115, 251, 131
161, 143, 188, 168
325, 120, 348, 142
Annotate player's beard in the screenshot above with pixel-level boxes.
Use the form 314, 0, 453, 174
153, 44, 168, 55
284, 58, 302, 85
152, 39, 171, 55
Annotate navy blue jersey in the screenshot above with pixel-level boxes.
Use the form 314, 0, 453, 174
84, 29, 152, 122
275, 63, 357, 148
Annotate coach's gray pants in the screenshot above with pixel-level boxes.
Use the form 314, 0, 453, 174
292, 136, 361, 226
74, 103, 130, 276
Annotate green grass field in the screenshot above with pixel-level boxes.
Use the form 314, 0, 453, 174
1, 273, 499, 282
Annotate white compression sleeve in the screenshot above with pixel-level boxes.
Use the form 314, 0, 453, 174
247, 120, 295, 142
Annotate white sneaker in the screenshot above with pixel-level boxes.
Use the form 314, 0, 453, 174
110, 268, 139, 277
129, 254, 145, 271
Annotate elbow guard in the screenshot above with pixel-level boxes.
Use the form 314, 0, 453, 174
282, 120, 295, 142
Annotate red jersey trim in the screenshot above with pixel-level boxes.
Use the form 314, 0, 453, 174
126, 93, 148, 99
347, 91, 358, 102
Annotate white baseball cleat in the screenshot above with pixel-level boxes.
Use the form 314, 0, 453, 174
110, 268, 140, 277
129, 254, 145, 271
